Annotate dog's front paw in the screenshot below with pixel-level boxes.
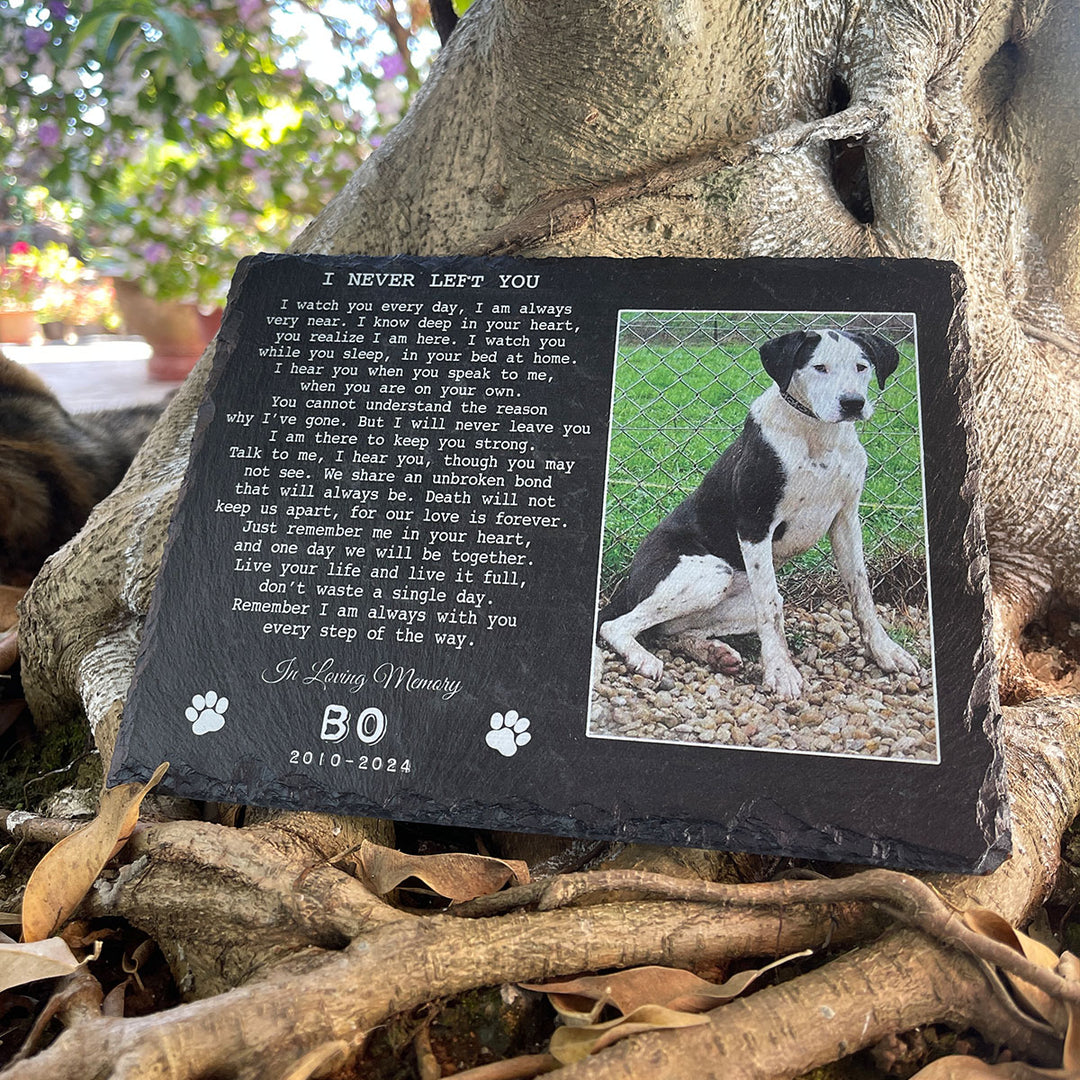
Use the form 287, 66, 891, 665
764, 659, 803, 700
870, 635, 920, 676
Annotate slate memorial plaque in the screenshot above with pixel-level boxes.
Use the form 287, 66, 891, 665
111, 254, 1010, 873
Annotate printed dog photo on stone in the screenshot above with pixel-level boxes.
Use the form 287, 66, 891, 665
589, 310, 938, 763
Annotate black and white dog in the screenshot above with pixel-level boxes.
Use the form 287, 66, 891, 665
598, 329, 920, 700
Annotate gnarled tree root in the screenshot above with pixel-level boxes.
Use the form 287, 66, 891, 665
4, 692, 1078, 1080
0, 895, 1060, 1080
551, 929, 1061, 1080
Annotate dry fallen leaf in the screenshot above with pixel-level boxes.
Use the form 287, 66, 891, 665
0, 937, 83, 992
21, 762, 169, 942
279, 1040, 350, 1080
910, 1056, 1075, 1078
548, 1004, 710, 1064
527, 952, 811, 1064
102, 977, 129, 1017
358, 840, 529, 902
524, 967, 711, 1021
962, 906, 1068, 1032
523, 950, 812, 1021
538, 990, 603, 1028
10, 965, 104, 1063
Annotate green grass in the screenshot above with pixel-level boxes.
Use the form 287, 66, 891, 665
601, 331, 925, 588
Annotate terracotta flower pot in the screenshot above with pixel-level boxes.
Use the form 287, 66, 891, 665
113, 279, 223, 381
0, 309, 42, 345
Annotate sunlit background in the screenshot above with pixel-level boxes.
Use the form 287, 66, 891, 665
0, 0, 446, 336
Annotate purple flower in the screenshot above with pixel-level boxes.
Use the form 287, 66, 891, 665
236, 0, 261, 23
380, 52, 406, 79
241, 149, 258, 168
38, 120, 60, 147
24, 27, 50, 52
46, 0, 68, 18
143, 242, 169, 265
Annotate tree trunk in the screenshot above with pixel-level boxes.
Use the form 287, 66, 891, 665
14, 0, 1080, 1076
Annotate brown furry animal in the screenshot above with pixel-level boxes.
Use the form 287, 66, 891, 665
0, 353, 167, 586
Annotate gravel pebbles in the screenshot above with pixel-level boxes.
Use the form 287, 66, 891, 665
589, 601, 937, 762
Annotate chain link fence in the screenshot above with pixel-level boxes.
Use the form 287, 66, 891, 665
602, 310, 927, 609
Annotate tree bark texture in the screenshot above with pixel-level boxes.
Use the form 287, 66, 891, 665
13, 0, 1080, 1076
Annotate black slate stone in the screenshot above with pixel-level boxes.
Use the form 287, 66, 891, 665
110, 254, 1009, 873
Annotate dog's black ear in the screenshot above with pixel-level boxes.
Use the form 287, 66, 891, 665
759, 331, 821, 392
847, 332, 900, 389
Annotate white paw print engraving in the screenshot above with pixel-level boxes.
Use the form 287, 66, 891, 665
486, 710, 531, 757
186, 690, 229, 735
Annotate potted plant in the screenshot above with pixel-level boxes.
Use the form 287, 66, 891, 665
1, 2, 393, 378
110, 279, 222, 381
70, 102, 376, 376
32, 242, 118, 341
38, 272, 119, 342
0, 242, 45, 344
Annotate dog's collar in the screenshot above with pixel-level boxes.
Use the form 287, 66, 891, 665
780, 389, 818, 420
